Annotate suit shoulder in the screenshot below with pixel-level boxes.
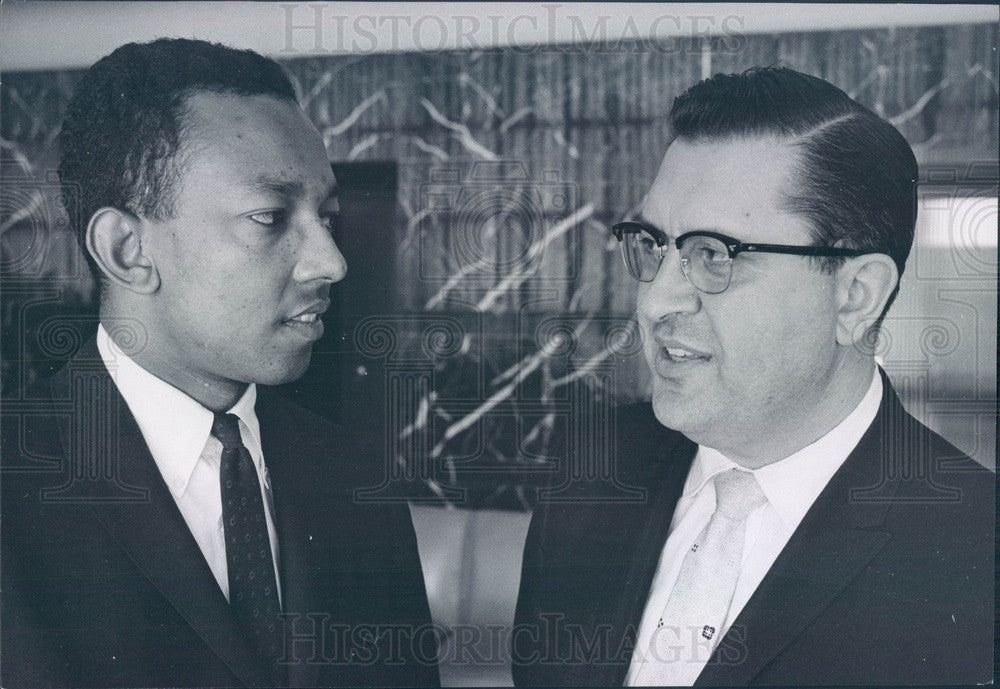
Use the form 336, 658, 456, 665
256, 387, 343, 439
614, 401, 681, 439
254, 388, 389, 490
920, 417, 993, 494
885, 414, 995, 534
1, 378, 66, 474
612, 401, 691, 463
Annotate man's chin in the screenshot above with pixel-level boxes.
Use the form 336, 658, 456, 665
649, 390, 700, 435
251, 353, 312, 387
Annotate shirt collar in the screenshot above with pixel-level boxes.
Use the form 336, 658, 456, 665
687, 369, 883, 526
96, 323, 260, 499
229, 384, 262, 462
682, 444, 737, 499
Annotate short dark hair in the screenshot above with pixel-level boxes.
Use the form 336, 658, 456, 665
668, 66, 918, 327
58, 38, 298, 283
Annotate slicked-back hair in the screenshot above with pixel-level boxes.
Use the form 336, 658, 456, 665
667, 66, 918, 328
58, 38, 298, 283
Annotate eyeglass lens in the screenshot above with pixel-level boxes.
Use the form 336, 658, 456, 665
621, 230, 733, 294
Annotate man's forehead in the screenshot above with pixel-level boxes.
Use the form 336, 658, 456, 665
178, 91, 318, 152
643, 136, 808, 239
174, 92, 336, 199
658, 136, 800, 183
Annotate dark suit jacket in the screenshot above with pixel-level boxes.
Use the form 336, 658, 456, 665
2, 338, 440, 688
513, 371, 994, 686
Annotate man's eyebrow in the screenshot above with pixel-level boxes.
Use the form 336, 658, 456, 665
636, 213, 671, 236
246, 176, 338, 200
247, 176, 303, 197
635, 212, 658, 228
639, 213, 746, 241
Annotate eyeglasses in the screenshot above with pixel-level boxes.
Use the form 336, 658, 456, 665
611, 220, 870, 294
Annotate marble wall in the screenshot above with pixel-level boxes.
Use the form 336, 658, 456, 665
3, 24, 996, 505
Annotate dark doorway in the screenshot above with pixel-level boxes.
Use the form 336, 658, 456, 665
275, 161, 397, 429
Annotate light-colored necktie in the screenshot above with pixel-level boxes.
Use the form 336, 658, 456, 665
630, 468, 767, 686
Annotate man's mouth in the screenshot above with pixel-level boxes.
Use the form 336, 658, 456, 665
282, 301, 330, 340
661, 346, 709, 363
653, 340, 711, 371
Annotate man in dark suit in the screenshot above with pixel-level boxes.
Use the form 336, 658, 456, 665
2, 38, 439, 688
513, 67, 993, 686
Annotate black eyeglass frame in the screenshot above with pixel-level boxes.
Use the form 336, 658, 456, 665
611, 220, 870, 260
611, 219, 878, 291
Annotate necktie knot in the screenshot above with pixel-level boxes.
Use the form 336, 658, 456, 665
713, 468, 766, 520
211, 412, 243, 451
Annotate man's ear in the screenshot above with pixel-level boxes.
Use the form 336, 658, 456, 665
86, 207, 160, 294
834, 253, 898, 346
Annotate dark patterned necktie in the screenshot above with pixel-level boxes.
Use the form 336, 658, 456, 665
212, 412, 286, 687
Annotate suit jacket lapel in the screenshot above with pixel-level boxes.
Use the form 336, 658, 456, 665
696, 379, 902, 686
55, 338, 276, 688
569, 416, 697, 688
612, 443, 697, 686
257, 400, 323, 689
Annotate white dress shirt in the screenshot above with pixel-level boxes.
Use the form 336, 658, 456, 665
625, 370, 883, 685
97, 324, 282, 605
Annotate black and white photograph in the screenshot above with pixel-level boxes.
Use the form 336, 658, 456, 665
1, 2, 996, 687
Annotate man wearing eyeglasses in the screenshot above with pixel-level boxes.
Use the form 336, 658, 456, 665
512, 67, 993, 686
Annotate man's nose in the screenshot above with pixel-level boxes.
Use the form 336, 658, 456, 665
636, 249, 700, 323
293, 220, 348, 285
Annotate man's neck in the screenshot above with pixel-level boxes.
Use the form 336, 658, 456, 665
100, 314, 247, 413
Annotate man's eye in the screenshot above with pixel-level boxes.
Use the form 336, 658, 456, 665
637, 235, 658, 252
250, 210, 286, 226
683, 238, 730, 263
